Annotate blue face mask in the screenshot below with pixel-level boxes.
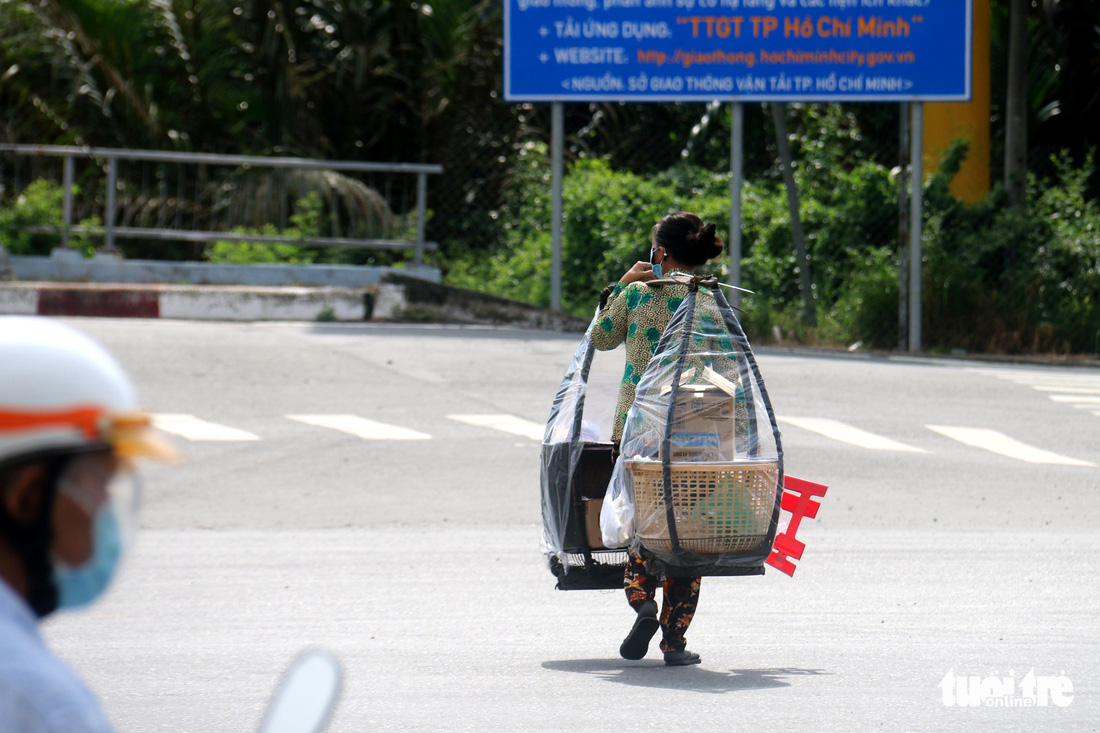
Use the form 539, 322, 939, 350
53, 506, 124, 610
649, 248, 663, 279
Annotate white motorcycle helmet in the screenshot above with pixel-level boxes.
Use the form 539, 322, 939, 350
0, 316, 175, 616
0, 316, 174, 465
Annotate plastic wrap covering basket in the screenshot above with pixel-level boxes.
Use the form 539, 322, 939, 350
540, 310, 629, 590
629, 459, 778, 555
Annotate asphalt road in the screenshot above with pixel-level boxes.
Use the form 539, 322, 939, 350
39, 319, 1100, 732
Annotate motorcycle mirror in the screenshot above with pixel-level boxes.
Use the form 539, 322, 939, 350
258, 648, 344, 733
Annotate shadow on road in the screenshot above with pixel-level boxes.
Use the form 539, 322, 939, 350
541, 660, 829, 693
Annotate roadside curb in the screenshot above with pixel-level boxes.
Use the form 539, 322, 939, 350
0, 276, 592, 332
756, 343, 1100, 369
372, 273, 589, 332
0, 281, 370, 321
2, 280, 1095, 364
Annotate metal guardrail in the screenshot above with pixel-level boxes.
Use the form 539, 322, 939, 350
0, 145, 443, 264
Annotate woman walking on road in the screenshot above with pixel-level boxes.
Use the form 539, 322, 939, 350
591, 211, 725, 666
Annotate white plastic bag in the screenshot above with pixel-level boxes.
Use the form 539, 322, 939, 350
600, 459, 635, 548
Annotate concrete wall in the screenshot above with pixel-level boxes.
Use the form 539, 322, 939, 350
0, 249, 586, 330
158, 286, 367, 321
0, 282, 369, 321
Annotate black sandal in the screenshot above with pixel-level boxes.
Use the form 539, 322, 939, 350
663, 650, 701, 666
619, 601, 659, 660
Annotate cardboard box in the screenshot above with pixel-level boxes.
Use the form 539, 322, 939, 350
669, 385, 734, 461
660, 373, 739, 462
584, 498, 606, 549
562, 442, 615, 553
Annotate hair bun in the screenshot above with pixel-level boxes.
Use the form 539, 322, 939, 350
697, 222, 722, 257
691, 222, 717, 247
653, 211, 722, 266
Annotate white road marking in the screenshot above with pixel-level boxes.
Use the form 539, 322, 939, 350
1033, 386, 1100, 394
926, 425, 1094, 466
152, 414, 260, 442
1005, 376, 1100, 384
446, 414, 544, 441
779, 417, 927, 453
1048, 394, 1100, 404
968, 368, 1100, 386
969, 367, 1100, 381
969, 369, 1100, 418
286, 414, 431, 441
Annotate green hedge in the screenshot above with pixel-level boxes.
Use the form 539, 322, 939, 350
445, 142, 1099, 356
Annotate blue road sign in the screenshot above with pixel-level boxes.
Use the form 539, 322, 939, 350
504, 0, 972, 102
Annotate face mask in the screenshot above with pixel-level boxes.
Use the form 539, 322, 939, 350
53, 505, 123, 610
649, 248, 663, 279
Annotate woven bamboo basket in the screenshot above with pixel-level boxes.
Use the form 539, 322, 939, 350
627, 459, 779, 554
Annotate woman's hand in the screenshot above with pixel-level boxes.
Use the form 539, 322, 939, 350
620, 261, 657, 285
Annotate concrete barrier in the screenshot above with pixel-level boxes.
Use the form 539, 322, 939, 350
373, 273, 589, 332
0, 283, 36, 315
0, 250, 587, 329
0, 282, 368, 321
0, 276, 589, 330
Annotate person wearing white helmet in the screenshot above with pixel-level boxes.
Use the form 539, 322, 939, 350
0, 316, 176, 732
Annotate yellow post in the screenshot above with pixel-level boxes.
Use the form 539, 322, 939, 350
923, 0, 991, 202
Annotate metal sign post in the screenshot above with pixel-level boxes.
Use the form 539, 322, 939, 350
898, 102, 910, 352
909, 102, 924, 353
729, 102, 743, 307
551, 102, 563, 312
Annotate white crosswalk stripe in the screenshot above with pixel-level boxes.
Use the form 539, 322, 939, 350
153, 414, 260, 442
446, 414, 544, 441
970, 367, 1100, 383
779, 417, 926, 453
970, 368, 1100, 421
151, 410, 1094, 465
1033, 386, 1100, 394
286, 414, 431, 441
970, 368, 1100, 389
1047, 394, 1100, 404
1003, 375, 1100, 384
926, 425, 1095, 466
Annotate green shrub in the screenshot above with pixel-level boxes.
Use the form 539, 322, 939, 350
447, 145, 686, 316
0, 179, 97, 257
445, 134, 1097, 355
923, 146, 1100, 354
820, 246, 899, 349
1030, 151, 1100, 353
205, 192, 325, 265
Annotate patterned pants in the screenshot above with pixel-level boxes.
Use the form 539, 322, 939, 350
624, 549, 701, 653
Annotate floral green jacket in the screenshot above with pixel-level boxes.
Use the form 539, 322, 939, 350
591, 271, 742, 442
590, 273, 691, 441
